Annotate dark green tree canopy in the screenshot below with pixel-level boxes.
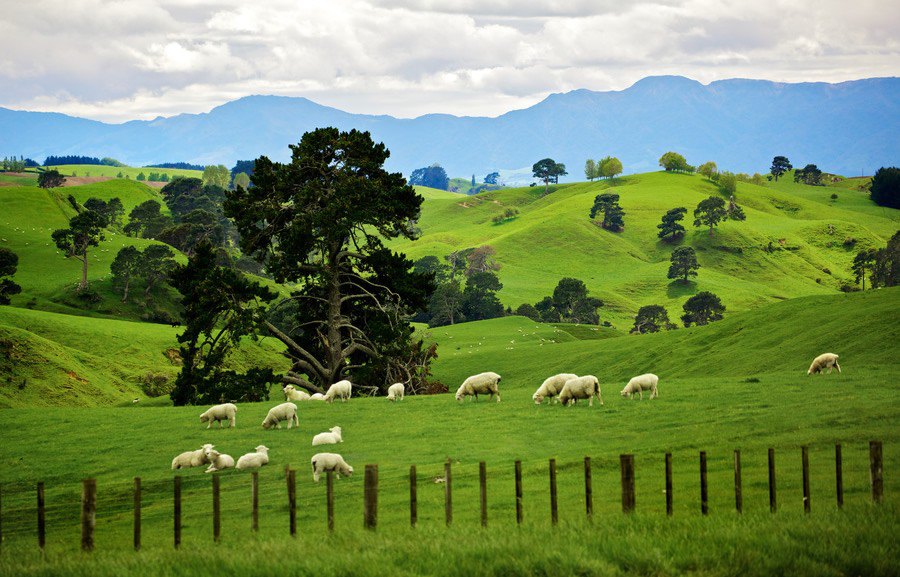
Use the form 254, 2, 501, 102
484, 172, 500, 185
852, 248, 878, 290
124, 200, 172, 239
532, 158, 567, 193
51, 210, 109, 290
869, 166, 900, 209
631, 304, 676, 334
658, 206, 687, 240
38, 169, 66, 189
668, 246, 700, 282
590, 192, 625, 231
409, 164, 450, 190
770, 156, 792, 181
110, 245, 141, 303
461, 271, 504, 322
794, 164, 823, 186
681, 291, 725, 327
0, 247, 21, 305
693, 196, 728, 236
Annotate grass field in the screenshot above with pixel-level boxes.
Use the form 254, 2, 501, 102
45, 164, 203, 180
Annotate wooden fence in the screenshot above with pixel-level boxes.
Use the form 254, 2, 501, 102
0, 441, 886, 553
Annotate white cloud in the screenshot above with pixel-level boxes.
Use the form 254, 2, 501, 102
0, 0, 897, 122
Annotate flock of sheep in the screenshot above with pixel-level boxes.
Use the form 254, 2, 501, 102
170, 352, 840, 477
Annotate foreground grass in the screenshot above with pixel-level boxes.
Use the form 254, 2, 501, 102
1, 508, 896, 577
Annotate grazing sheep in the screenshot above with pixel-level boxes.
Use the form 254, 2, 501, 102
199, 403, 237, 428
310, 393, 326, 401
311, 452, 354, 483
455, 372, 502, 402
283, 385, 311, 402
620, 373, 659, 400
533, 373, 579, 405
204, 448, 235, 473
808, 353, 841, 375
387, 382, 405, 402
171, 443, 214, 470
324, 380, 352, 403
559, 375, 603, 407
236, 445, 270, 470
262, 402, 299, 429
312, 426, 343, 446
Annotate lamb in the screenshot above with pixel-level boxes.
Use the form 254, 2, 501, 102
171, 443, 214, 470
533, 373, 579, 404
387, 382, 405, 402
455, 372, 502, 402
236, 445, 270, 470
199, 403, 237, 428
309, 393, 326, 401
261, 402, 299, 429
312, 426, 343, 446
559, 375, 603, 407
203, 448, 235, 473
311, 452, 354, 483
620, 373, 659, 400
324, 380, 352, 403
808, 353, 841, 375
283, 384, 311, 402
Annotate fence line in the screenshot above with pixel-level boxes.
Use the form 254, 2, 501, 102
0, 441, 888, 553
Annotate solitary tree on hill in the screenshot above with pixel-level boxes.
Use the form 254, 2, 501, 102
770, 156, 792, 181
37, 169, 65, 189
409, 164, 450, 190
590, 193, 625, 231
0, 247, 22, 305
657, 207, 687, 241
794, 164, 823, 186
693, 196, 728, 236
484, 172, 500, 185
52, 210, 109, 291
668, 246, 700, 282
532, 158, 566, 194
631, 304, 676, 334
584, 159, 596, 181
681, 291, 725, 327
659, 151, 692, 173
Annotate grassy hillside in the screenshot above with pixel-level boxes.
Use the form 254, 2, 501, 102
394, 171, 898, 327
46, 164, 203, 180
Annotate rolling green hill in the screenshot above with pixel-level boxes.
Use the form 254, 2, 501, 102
394, 171, 898, 328
45, 164, 203, 180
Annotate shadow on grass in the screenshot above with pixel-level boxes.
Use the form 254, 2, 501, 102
666, 279, 698, 298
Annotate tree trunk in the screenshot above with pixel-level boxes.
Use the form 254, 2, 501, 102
544, 178, 549, 195
326, 246, 344, 385
79, 252, 89, 291
121, 277, 130, 303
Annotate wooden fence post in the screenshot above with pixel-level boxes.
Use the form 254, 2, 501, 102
444, 460, 452, 527
174, 476, 182, 549
700, 451, 708, 516
549, 459, 558, 526
665, 453, 673, 516
479, 461, 488, 528
326, 471, 335, 532
802, 446, 811, 513
37, 482, 45, 551
768, 448, 777, 513
620, 454, 635, 513
81, 479, 96, 552
515, 460, 523, 525
364, 464, 378, 530
133, 477, 141, 551
870, 441, 883, 503
212, 474, 221, 542
409, 465, 417, 528
584, 457, 593, 520
835, 444, 843, 509
287, 469, 297, 537
251, 472, 259, 532
734, 450, 742, 514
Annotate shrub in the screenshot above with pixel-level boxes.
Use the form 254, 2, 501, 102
140, 372, 173, 397
843, 237, 857, 247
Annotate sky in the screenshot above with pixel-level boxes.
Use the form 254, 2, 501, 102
1, 0, 898, 123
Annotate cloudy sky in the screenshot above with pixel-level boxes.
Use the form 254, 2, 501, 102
1, 0, 897, 123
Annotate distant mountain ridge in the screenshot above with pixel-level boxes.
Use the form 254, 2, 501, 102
1, 75, 898, 178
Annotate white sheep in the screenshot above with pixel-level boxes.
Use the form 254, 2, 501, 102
171, 443, 214, 470
387, 383, 405, 402
283, 384, 311, 402
311, 452, 354, 483
199, 403, 237, 428
261, 402, 299, 429
312, 426, 343, 446
559, 375, 603, 407
204, 448, 235, 473
620, 373, 659, 400
455, 372, 502, 402
533, 373, 579, 405
808, 353, 841, 375
236, 445, 270, 470
324, 380, 352, 403
309, 393, 326, 401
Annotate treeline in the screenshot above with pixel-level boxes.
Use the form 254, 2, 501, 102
1, 156, 39, 171
43, 155, 125, 166
146, 162, 205, 171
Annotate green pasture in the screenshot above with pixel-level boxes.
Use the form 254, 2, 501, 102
45, 164, 203, 180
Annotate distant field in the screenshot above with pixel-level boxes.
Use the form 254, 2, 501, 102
45, 164, 203, 180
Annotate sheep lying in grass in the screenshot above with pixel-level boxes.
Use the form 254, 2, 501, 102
387, 382, 405, 402
312, 426, 343, 446
620, 373, 659, 400
455, 372, 502, 402
236, 445, 270, 470
324, 380, 352, 403
808, 353, 841, 375
559, 375, 603, 407
171, 443, 214, 470
283, 384, 311, 402
262, 402, 299, 429
311, 452, 354, 483
533, 373, 579, 405
310, 393, 326, 401
199, 403, 237, 428
204, 448, 235, 473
